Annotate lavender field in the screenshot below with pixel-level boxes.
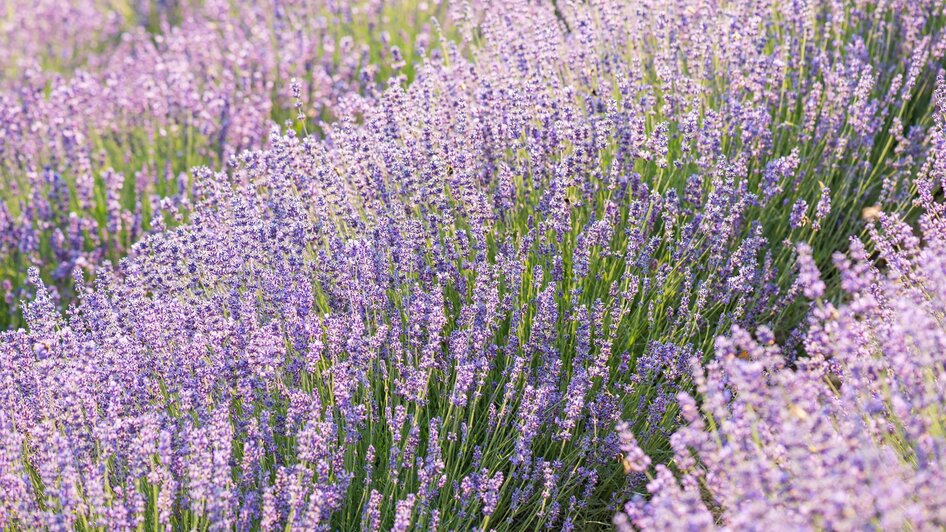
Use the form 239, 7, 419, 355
1, 0, 945, 530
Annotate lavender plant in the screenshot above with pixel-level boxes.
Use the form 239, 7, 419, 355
616, 74, 946, 530
615, 217, 946, 530
1, 0, 945, 529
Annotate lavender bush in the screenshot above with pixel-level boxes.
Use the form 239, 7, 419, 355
1, 0, 945, 529
615, 80, 946, 527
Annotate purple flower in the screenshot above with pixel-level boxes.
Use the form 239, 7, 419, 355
790, 199, 808, 229
795, 243, 825, 299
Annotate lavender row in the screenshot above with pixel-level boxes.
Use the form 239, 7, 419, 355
2, 0, 945, 529
0, 0, 455, 327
